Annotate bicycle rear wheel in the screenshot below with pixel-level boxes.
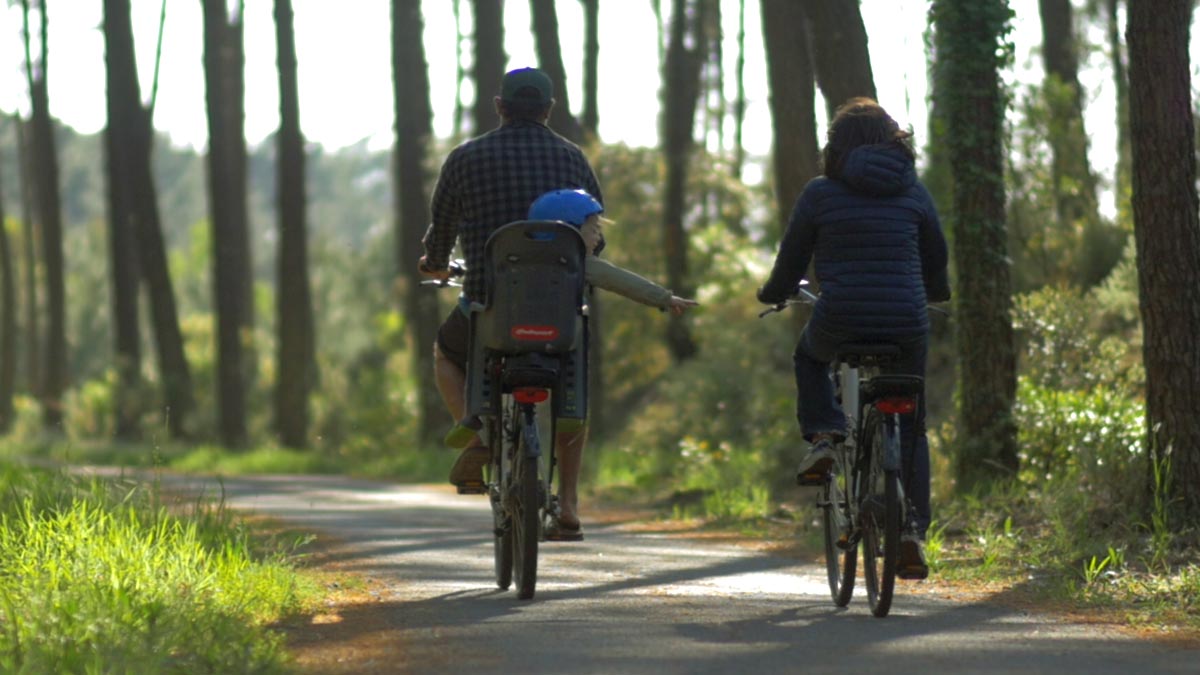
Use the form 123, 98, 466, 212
820, 451, 855, 606
861, 409, 901, 617
511, 411, 541, 600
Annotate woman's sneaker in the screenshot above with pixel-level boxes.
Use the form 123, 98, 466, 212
898, 533, 929, 580
796, 439, 836, 485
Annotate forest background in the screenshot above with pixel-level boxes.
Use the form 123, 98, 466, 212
0, 0, 1199, 636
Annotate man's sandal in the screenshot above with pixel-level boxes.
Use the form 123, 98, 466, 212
544, 516, 584, 542
448, 446, 489, 495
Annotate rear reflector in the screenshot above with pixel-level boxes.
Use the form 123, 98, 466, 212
876, 398, 917, 415
513, 388, 549, 404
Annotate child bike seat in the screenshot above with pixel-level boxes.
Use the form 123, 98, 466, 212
478, 220, 587, 355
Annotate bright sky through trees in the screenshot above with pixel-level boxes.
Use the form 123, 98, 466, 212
1, 1, 1197, 211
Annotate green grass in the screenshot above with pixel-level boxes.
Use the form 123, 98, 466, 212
0, 436, 456, 484
0, 462, 322, 673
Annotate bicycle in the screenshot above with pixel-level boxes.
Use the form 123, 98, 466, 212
760, 287, 927, 617
423, 220, 588, 600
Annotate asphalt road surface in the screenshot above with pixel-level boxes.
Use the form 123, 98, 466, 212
165, 473, 1198, 674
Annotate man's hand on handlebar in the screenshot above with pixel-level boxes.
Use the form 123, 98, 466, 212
417, 256, 451, 281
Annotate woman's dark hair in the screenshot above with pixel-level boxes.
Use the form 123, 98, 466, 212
821, 97, 915, 179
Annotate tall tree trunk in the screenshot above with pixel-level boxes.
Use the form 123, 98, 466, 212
229, 4, 255, 383
529, 0, 584, 143
0, 142, 14, 432
801, 0, 876, 117
1126, 0, 1200, 523
1038, 0, 1114, 287
733, 0, 747, 180
931, 0, 1019, 489
470, 0, 506, 136
133, 3, 194, 439
1106, 0, 1131, 215
202, 0, 249, 447
452, 0, 466, 139
22, 0, 67, 430
659, 0, 707, 361
762, 0, 820, 229
581, 0, 599, 141
393, 0, 445, 446
14, 115, 39, 397
273, 0, 315, 448
104, 0, 145, 440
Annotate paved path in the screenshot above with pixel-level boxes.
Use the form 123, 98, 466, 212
166, 473, 1197, 674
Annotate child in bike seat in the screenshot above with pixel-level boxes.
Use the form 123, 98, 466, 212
527, 189, 699, 315
756, 98, 950, 580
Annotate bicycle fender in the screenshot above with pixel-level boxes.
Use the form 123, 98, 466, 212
883, 421, 902, 472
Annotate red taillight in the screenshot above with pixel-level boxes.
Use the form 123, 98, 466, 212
513, 387, 549, 404
876, 398, 917, 415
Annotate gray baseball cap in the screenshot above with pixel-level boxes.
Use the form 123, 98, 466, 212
501, 67, 553, 104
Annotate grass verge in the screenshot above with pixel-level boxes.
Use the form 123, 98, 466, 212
0, 461, 324, 673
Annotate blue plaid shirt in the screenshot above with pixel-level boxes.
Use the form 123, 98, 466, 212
423, 120, 603, 302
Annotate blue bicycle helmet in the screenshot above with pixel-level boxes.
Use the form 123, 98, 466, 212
528, 189, 603, 227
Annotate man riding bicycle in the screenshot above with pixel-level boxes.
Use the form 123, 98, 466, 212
756, 98, 950, 579
418, 67, 601, 539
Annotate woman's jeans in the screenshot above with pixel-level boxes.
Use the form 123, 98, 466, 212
794, 322, 932, 537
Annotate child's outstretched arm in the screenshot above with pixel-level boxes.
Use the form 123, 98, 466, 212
665, 295, 699, 316
585, 256, 699, 313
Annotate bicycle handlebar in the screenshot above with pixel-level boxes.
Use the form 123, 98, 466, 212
757, 282, 950, 318
419, 259, 467, 288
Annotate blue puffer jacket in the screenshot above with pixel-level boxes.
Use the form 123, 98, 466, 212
759, 143, 950, 338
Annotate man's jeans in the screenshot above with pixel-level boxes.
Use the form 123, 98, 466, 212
793, 322, 932, 536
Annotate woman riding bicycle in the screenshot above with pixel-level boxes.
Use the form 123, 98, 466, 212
756, 97, 950, 579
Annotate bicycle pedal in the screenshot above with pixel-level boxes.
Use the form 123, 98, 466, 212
456, 481, 487, 495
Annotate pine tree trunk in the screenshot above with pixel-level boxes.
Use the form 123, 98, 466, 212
118, 1, 196, 439
801, 0, 876, 117
1107, 0, 1131, 214
393, 0, 446, 446
132, 122, 194, 439
23, 0, 68, 430
274, 0, 315, 448
104, 0, 145, 440
529, 0, 584, 143
581, 0, 599, 141
13, 115, 39, 398
1038, 0, 1114, 287
202, 0, 249, 447
470, 0, 506, 136
733, 0, 747, 180
931, 0, 1019, 489
762, 0, 820, 227
659, 0, 707, 361
1126, 0, 1200, 523
0, 141, 14, 432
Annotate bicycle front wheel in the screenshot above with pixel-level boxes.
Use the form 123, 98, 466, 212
861, 409, 901, 617
820, 451, 856, 606
511, 413, 541, 600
